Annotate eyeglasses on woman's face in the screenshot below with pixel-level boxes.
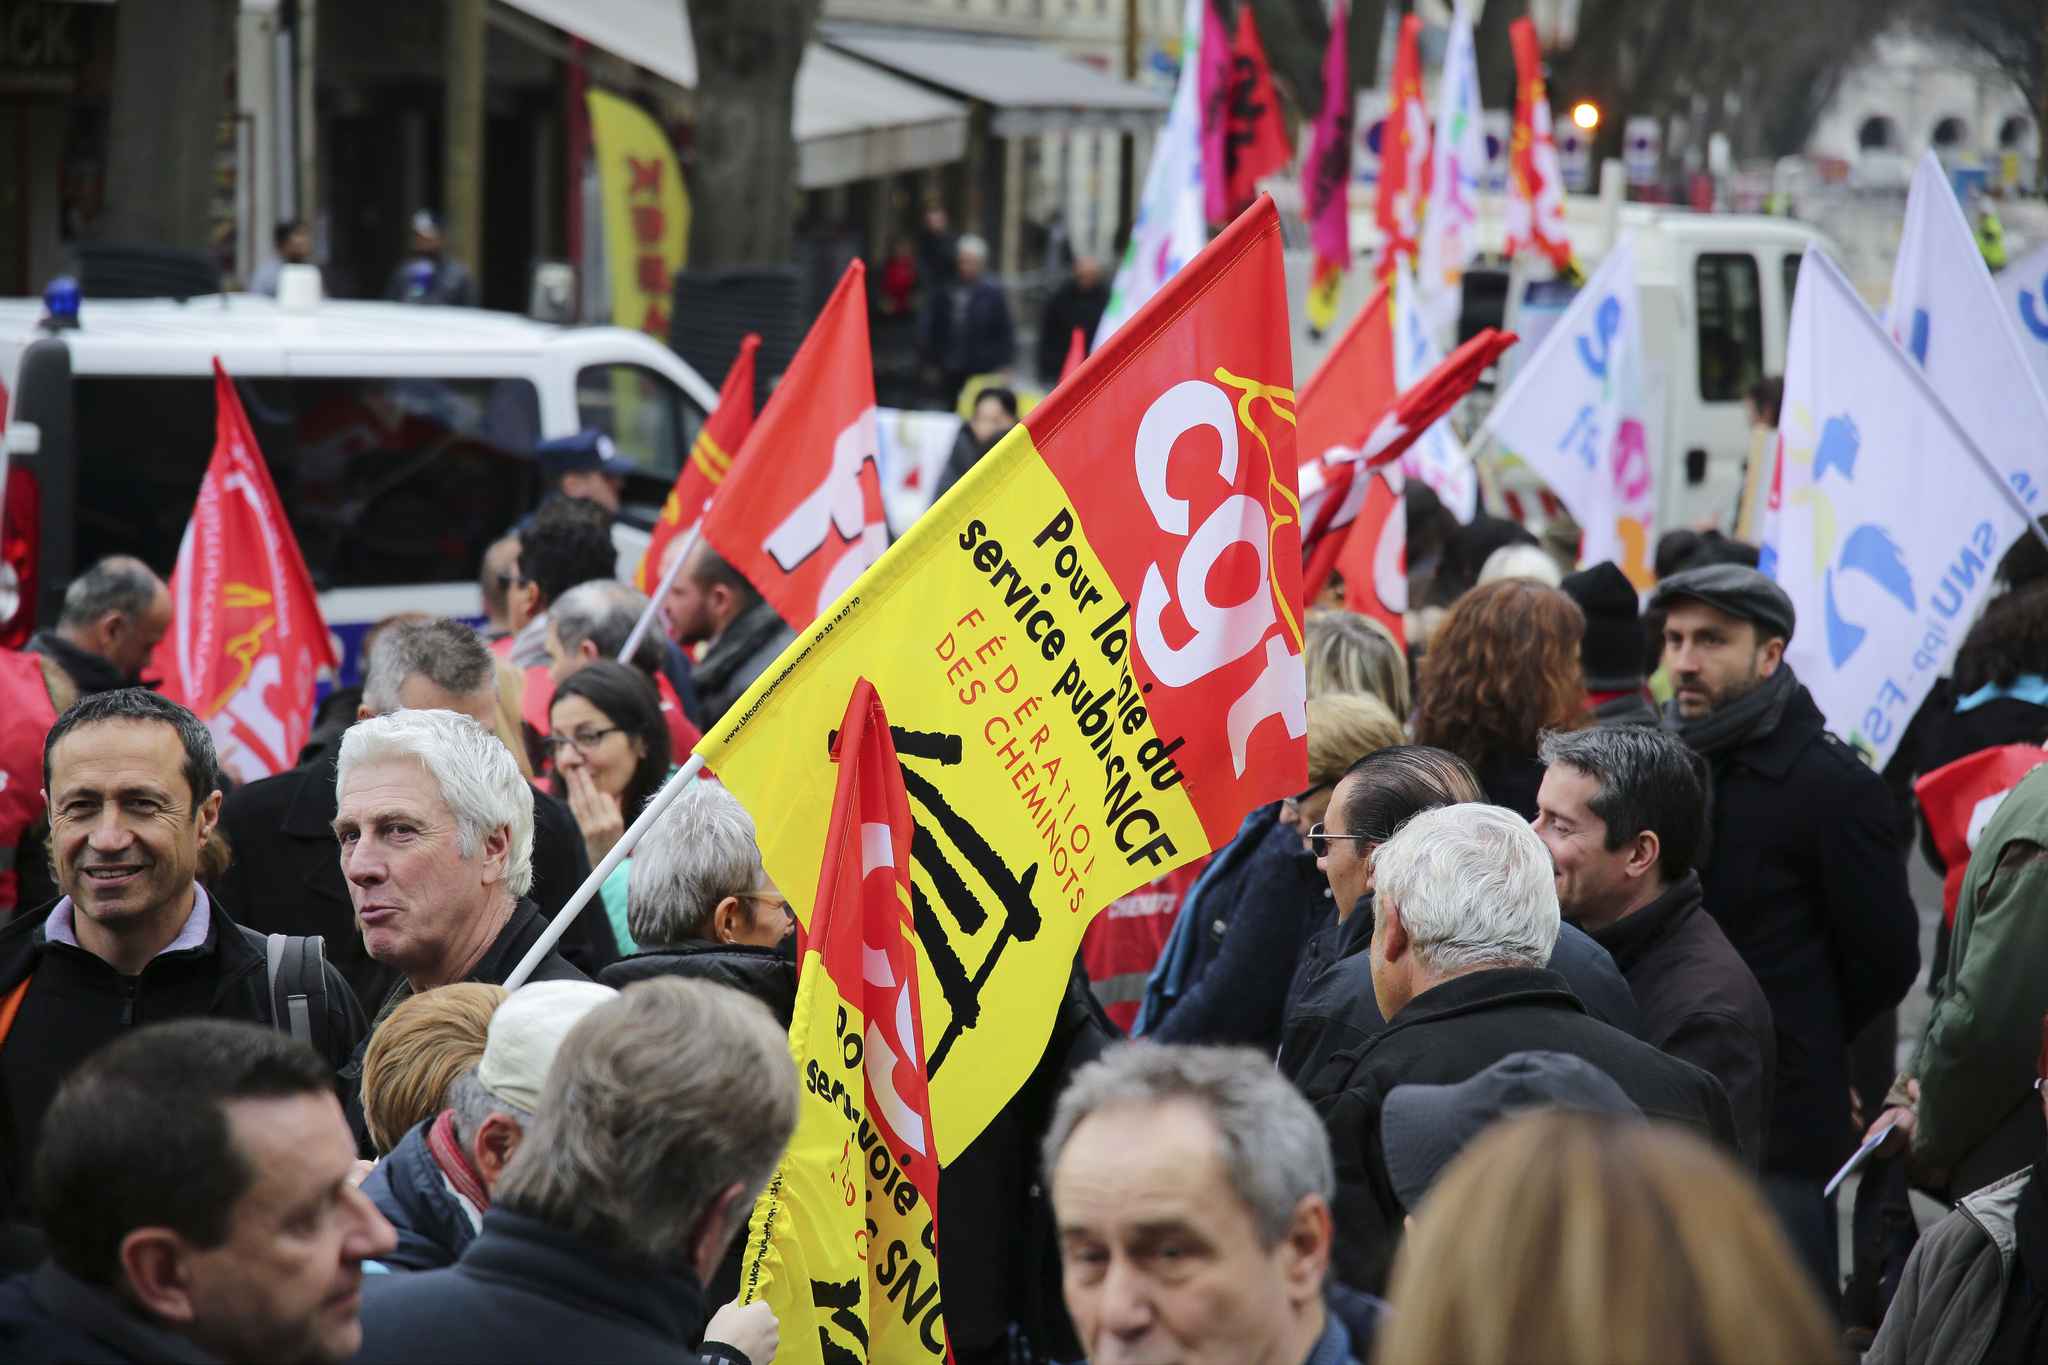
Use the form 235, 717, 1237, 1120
542, 725, 623, 758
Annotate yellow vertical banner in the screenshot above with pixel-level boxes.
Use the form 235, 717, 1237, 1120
587, 88, 691, 339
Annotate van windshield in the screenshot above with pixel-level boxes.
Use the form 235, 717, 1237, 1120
75, 374, 543, 590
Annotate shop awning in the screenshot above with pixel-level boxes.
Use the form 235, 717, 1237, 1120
498, 0, 697, 90
794, 46, 969, 189
822, 24, 1168, 137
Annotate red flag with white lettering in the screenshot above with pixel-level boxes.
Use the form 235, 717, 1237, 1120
701, 263, 884, 630
1916, 744, 2048, 926
636, 333, 758, 592
151, 360, 336, 782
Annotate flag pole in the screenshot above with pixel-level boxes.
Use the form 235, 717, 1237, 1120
505, 749, 707, 990
1812, 248, 2048, 558
619, 523, 702, 664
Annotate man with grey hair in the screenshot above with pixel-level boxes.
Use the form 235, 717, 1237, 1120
1045, 1042, 1360, 1365
1305, 802, 1737, 1293
1534, 726, 1774, 1166
920, 228, 1015, 408
599, 780, 793, 1026
355, 977, 796, 1363
28, 555, 172, 697
363, 979, 618, 1272
544, 578, 701, 760
220, 617, 612, 1011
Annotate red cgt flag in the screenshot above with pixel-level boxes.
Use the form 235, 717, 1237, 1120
1375, 14, 1428, 280
151, 360, 336, 782
701, 263, 884, 631
636, 333, 759, 592
1916, 745, 2048, 927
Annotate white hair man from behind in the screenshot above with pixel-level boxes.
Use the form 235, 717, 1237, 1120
599, 779, 794, 1026
354, 977, 797, 1365
1304, 803, 1741, 1296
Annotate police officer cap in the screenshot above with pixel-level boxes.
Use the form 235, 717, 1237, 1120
534, 429, 636, 481
1648, 562, 1796, 643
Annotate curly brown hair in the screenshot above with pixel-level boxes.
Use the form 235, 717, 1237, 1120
1414, 578, 1588, 770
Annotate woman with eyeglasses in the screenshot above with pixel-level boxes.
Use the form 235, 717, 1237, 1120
547, 660, 672, 954
1132, 693, 1406, 1053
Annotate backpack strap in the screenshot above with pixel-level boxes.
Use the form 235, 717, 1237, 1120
263, 931, 329, 1056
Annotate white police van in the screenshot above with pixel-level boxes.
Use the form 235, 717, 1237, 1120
0, 273, 717, 682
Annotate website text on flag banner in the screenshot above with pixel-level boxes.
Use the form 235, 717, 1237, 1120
1886, 151, 2048, 514
1506, 16, 1571, 273
1394, 254, 1480, 523
739, 679, 949, 1365
1302, 0, 1352, 336
1481, 240, 1655, 586
587, 88, 690, 339
702, 262, 886, 632
1994, 239, 2048, 398
1374, 13, 1426, 282
1761, 248, 2041, 768
1098, 0, 1210, 346
637, 334, 759, 593
1415, 4, 1483, 338
698, 198, 1309, 1159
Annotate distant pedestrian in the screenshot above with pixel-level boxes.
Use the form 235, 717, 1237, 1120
1561, 561, 1658, 726
385, 210, 477, 307
878, 237, 919, 317
921, 234, 1015, 407
1036, 254, 1109, 382
661, 545, 794, 730
932, 385, 1019, 501
250, 218, 316, 296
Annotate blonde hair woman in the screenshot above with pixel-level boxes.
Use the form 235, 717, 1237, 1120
1304, 607, 1411, 719
1379, 1110, 1841, 1365
359, 982, 508, 1154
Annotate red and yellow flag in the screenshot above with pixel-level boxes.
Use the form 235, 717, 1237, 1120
635, 334, 759, 592
739, 678, 948, 1365
1374, 14, 1427, 281
699, 196, 1307, 1160
701, 263, 885, 631
1506, 17, 1573, 273
151, 361, 335, 782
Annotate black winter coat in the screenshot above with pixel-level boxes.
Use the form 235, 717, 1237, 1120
216, 749, 616, 1009
1582, 872, 1776, 1168
352, 1209, 744, 1364
1149, 807, 1333, 1052
1278, 896, 1640, 1087
1304, 967, 1737, 1293
0, 894, 365, 1233
1692, 683, 1921, 1178
600, 939, 798, 1027
0, 1262, 221, 1364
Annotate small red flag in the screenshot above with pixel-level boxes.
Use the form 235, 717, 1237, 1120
1220, 7, 1294, 219
152, 360, 336, 781
1916, 746, 2048, 927
1375, 14, 1428, 280
1058, 326, 1087, 383
636, 334, 758, 592
701, 263, 884, 631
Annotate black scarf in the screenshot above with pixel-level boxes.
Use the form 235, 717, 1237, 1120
694, 599, 789, 701
1661, 663, 1798, 758
27, 630, 141, 695
1986, 1166, 2048, 1364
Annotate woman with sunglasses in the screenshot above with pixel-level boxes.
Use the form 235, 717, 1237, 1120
1133, 693, 1406, 1052
548, 660, 672, 954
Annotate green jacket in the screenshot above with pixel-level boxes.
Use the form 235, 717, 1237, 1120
1914, 764, 2048, 1185
1867, 1166, 2027, 1365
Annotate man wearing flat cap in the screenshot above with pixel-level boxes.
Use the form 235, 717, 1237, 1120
1649, 562, 1920, 1308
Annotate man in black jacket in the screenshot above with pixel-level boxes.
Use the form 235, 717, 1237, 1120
1534, 725, 1776, 1166
1651, 563, 1921, 1303
1304, 803, 1736, 1293
0, 691, 365, 1241
354, 978, 790, 1365
598, 779, 794, 1024
219, 618, 614, 1011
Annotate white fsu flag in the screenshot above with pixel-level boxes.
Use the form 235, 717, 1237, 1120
1994, 239, 2048, 398
1394, 253, 1479, 521
1762, 248, 2036, 767
1484, 240, 1654, 585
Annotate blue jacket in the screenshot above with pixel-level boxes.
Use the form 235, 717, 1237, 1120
359, 1118, 478, 1272
0, 1262, 217, 1363
1141, 806, 1334, 1052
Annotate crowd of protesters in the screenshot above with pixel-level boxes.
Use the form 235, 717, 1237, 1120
11, 468, 2048, 1365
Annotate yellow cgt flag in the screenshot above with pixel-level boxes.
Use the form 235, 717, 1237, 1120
698, 197, 1309, 1166
587, 88, 690, 338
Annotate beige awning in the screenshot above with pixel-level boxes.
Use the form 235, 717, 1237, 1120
794, 45, 969, 189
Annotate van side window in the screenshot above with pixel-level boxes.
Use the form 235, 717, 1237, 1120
73, 375, 543, 590
1695, 252, 1763, 403
575, 364, 702, 481
1782, 253, 1803, 318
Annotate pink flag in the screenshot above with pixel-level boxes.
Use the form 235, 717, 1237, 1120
1303, 0, 1352, 307
1198, 0, 1234, 225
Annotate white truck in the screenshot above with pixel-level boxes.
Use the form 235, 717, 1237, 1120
0, 276, 717, 683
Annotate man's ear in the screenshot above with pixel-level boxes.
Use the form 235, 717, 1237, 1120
1279, 1195, 1333, 1303
1758, 636, 1787, 676
688, 1182, 749, 1285
711, 895, 745, 944
479, 823, 512, 884
119, 1227, 200, 1325
473, 1113, 524, 1190
1626, 829, 1663, 881
1381, 896, 1413, 964
577, 639, 600, 665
